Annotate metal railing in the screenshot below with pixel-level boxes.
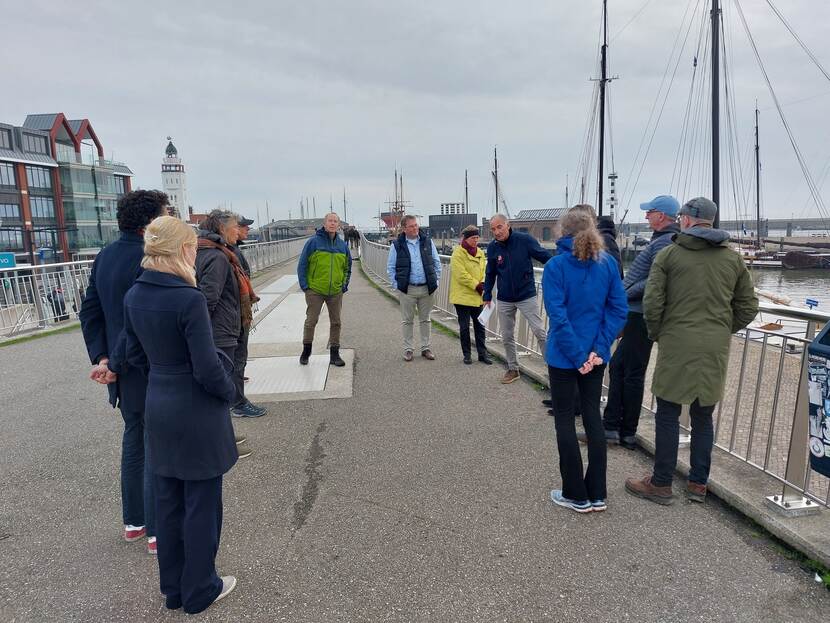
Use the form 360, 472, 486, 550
361, 235, 829, 512
0, 237, 306, 338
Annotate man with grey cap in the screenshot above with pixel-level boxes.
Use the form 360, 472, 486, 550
599, 196, 681, 449
625, 197, 757, 506
232, 215, 259, 404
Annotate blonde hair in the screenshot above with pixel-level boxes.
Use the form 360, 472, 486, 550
559, 210, 604, 262
141, 216, 198, 286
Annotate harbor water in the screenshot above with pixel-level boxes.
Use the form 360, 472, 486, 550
749, 268, 830, 310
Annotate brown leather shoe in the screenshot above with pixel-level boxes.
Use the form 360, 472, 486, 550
624, 475, 674, 505
421, 349, 435, 360
686, 482, 707, 503
403, 350, 414, 362
501, 370, 520, 384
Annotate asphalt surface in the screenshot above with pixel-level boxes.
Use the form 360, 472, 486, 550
1, 262, 829, 622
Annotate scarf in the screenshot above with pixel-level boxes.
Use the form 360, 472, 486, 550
197, 238, 260, 328
461, 238, 479, 257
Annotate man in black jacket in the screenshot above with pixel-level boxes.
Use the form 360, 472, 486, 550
483, 214, 552, 384
232, 216, 254, 389
80, 190, 167, 553
196, 210, 265, 422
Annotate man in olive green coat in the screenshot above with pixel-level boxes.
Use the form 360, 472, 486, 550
625, 197, 758, 506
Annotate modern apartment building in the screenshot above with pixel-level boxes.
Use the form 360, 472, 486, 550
0, 113, 133, 263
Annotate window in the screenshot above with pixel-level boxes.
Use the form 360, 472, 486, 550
542, 227, 551, 241
30, 196, 55, 219
113, 175, 126, 195
0, 228, 23, 251
0, 203, 21, 220
0, 129, 10, 149
26, 166, 52, 190
0, 162, 15, 188
23, 133, 48, 154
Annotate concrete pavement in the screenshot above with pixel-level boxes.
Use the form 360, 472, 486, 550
1, 261, 829, 622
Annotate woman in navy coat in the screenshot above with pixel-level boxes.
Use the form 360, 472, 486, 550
542, 208, 627, 514
108, 216, 239, 613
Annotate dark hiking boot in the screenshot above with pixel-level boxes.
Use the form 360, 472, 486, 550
330, 344, 345, 367
625, 475, 674, 505
577, 429, 620, 444
299, 343, 312, 365
478, 353, 493, 365
686, 482, 707, 503
619, 435, 637, 450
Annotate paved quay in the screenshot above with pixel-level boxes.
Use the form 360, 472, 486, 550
1, 260, 829, 622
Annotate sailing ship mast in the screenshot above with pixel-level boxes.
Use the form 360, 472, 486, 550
755, 104, 761, 249
597, 0, 609, 216
711, 0, 721, 226
493, 146, 499, 215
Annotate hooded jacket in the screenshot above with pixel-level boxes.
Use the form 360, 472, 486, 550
643, 227, 758, 405
597, 216, 624, 278
297, 227, 352, 296
623, 222, 681, 313
483, 229, 553, 303
195, 230, 241, 348
542, 237, 628, 369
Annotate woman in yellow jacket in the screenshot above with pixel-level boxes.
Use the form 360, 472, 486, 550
449, 225, 493, 365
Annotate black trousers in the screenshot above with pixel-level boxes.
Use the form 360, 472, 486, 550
233, 327, 250, 405
454, 304, 487, 358
220, 345, 244, 408
155, 474, 224, 614
549, 365, 607, 502
652, 398, 716, 486
602, 312, 653, 438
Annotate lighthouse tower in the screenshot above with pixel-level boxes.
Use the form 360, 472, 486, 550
161, 137, 189, 220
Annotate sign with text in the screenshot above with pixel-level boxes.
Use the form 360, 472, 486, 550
0, 252, 16, 269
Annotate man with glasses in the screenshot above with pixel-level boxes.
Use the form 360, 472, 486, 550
599, 196, 680, 448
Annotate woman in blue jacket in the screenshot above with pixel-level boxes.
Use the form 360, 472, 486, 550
542, 209, 627, 513
108, 216, 239, 613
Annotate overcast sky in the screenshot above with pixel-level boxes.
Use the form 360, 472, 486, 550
3, 0, 829, 229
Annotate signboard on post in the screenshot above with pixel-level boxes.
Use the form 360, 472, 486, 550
0, 252, 16, 269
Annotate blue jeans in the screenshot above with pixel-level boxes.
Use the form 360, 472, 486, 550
121, 409, 156, 537
652, 398, 716, 487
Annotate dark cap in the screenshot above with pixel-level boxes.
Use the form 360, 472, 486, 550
238, 216, 254, 226
679, 197, 717, 221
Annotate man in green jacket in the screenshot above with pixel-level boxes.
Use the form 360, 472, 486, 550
625, 197, 758, 506
297, 213, 352, 367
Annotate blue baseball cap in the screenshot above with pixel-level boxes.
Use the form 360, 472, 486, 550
640, 195, 679, 218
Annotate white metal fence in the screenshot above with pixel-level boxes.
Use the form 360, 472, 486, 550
361, 235, 830, 512
0, 237, 306, 339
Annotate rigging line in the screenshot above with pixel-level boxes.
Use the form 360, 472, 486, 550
722, 6, 750, 222
619, 0, 701, 210
607, 82, 616, 174
687, 5, 712, 198
671, 2, 710, 192
570, 75, 600, 204
760, 90, 830, 111
734, 0, 830, 229
610, 0, 656, 42
618, 0, 698, 205
764, 0, 830, 84
680, 2, 711, 201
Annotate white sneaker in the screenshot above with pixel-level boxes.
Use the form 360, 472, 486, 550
214, 576, 237, 604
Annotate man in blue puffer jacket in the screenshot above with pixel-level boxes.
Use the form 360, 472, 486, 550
483, 214, 553, 384
601, 195, 681, 448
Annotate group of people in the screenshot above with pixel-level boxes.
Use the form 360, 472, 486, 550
79, 192, 270, 613
77, 189, 759, 613
378, 197, 758, 512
